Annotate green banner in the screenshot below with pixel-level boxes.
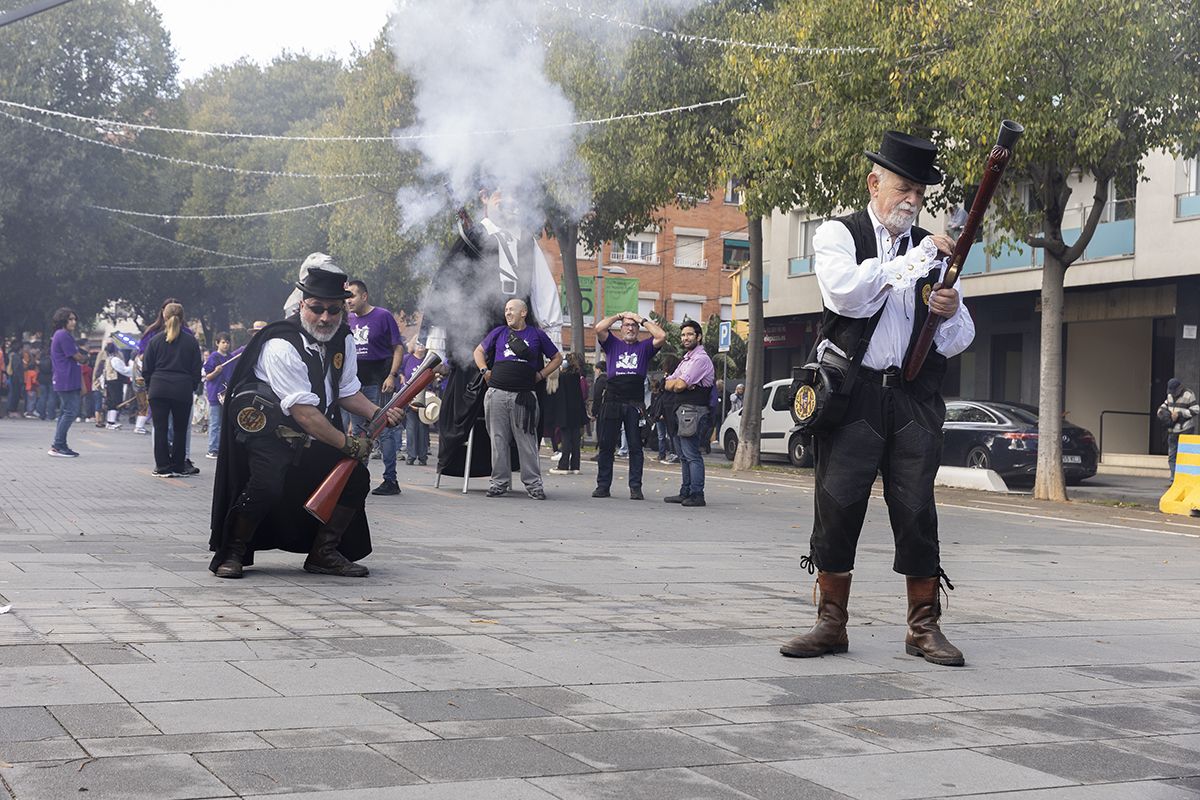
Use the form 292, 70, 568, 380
560, 275, 596, 319
603, 276, 639, 315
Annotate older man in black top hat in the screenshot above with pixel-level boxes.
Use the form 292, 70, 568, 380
780, 132, 976, 666
209, 265, 403, 579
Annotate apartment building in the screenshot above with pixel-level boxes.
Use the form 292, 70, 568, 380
539, 186, 747, 351
741, 149, 1200, 470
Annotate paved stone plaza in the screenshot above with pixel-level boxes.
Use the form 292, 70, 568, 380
1, 419, 1199, 799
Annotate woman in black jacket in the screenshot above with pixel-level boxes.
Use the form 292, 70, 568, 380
550, 353, 588, 474
142, 303, 201, 477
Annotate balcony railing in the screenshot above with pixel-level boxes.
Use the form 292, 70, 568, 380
962, 199, 1135, 275
609, 253, 660, 265
1177, 191, 1200, 219
674, 257, 707, 269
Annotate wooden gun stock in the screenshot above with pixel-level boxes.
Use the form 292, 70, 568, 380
902, 120, 1023, 382
304, 352, 442, 524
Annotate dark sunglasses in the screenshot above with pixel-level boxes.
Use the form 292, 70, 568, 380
303, 302, 344, 316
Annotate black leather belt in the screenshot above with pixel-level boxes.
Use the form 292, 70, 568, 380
859, 366, 903, 388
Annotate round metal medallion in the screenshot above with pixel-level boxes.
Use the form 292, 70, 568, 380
794, 384, 818, 420
922, 284, 933, 306
332, 352, 344, 370
236, 407, 267, 434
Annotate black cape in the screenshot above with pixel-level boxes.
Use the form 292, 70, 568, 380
208, 318, 370, 568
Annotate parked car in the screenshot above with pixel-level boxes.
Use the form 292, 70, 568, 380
719, 379, 813, 467
942, 400, 1098, 484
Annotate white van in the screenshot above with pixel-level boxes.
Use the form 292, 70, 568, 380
718, 379, 813, 467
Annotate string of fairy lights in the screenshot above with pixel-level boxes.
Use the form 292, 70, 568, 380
0, 8, 888, 272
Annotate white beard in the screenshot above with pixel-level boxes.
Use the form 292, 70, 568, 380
300, 315, 337, 343
881, 204, 917, 235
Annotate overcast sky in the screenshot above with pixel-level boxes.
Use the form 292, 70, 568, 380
152, 1, 396, 82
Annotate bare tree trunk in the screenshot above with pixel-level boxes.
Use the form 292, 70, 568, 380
552, 219, 586, 355
1033, 252, 1067, 501
733, 214, 764, 472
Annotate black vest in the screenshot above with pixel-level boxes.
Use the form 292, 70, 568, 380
256, 317, 350, 431
819, 209, 947, 396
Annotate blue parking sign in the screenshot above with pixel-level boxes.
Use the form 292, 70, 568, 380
718, 320, 732, 353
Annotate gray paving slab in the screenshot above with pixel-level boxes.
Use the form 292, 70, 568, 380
197, 744, 423, 795
504, 686, 624, 715
0, 737, 88, 762
242, 779, 561, 800
420, 715, 589, 739
569, 710, 728, 730
532, 728, 749, 770
374, 736, 593, 782
92, 660, 279, 702
79, 731, 271, 757
0, 664, 124, 706
135, 695, 406, 734
327, 635, 461, 657
530, 767, 765, 799
255, 723, 437, 748
367, 652, 548, 690
684, 719, 891, 761
231, 656, 424, 695
693, 764, 857, 800
0, 706, 66, 742
814, 712, 1020, 751
0, 644, 73, 667
1056, 703, 1200, 736
49, 702, 159, 738
569, 678, 795, 712
3, 753, 235, 800
63, 642, 152, 664
934, 708, 1136, 744
367, 688, 554, 722
756, 674, 924, 704
772, 750, 1073, 800
941, 783, 1200, 799
980, 741, 1197, 783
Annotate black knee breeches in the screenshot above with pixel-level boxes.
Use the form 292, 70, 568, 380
809, 379, 945, 576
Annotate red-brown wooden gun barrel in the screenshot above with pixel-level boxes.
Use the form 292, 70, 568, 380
304, 351, 442, 524
902, 120, 1024, 382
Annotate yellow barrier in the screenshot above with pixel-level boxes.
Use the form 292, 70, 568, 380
1160, 433, 1200, 515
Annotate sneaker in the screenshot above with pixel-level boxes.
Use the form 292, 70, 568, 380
180, 460, 200, 476
664, 494, 686, 504
570, 469, 581, 475
548, 468, 571, 475
371, 479, 401, 496
681, 494, 706, 507
418, 459, 427, 466
371, 448, 382, 460
205, 451, 218, 459
75, 417, 82, 423
486, 486, 508, 498
616, 451, 629, 459
133, 428, 149, 435
152, 467, 177, 478
106, 422, 122, 430
591, 487, 610, 498
527, 487, 547, 500
630, 487, 644, 501
405, 458, 415, 465
47, 447, 78, 458
664, 454, 679, 464
23, 413, 36, 419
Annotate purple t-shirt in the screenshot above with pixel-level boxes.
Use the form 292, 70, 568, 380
348, 307, 403, 363
400, 352, 422, 382
50, 329, 81, 392
482, 325, 558, 366
601, 335, 658, 379
203, 350, 236, 405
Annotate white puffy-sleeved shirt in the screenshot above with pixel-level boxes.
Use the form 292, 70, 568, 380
253, 333, 362, 416
813, 204, 975, 370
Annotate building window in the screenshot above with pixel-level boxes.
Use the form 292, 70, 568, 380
1108, 166, 1137, 222
722, 239, 749, 270
719, 300, 732, 322
673, 300, 702, 323
738, 274, 770, 303
673, 234, 706, 268
637, 298, 657, 319
612, 234, 657, 264
788, 217, 820, 275
723, 177, 745, 206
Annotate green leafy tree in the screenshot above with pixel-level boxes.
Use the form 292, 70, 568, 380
724, 0, 1200, 498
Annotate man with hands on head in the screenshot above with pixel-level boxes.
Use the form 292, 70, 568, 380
592, 311, 666, 500
474, 298, 563, 500
209, 264, 404, 580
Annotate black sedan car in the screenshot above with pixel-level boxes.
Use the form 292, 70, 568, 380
942, 400, 1098, 484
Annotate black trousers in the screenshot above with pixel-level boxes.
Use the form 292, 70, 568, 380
809, 379, 945, 577
557, 425, 582, 470
234, 435, 370, 530
150, 395, 191, 470
596, 402, 645, 490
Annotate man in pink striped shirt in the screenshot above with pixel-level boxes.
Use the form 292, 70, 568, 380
663, 320, 715, 507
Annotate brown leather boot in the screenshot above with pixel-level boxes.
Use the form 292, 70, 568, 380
215, 515, 258, 579
905, 575, 965, 666
780, 572, 851, 658
303, 505, 369, 577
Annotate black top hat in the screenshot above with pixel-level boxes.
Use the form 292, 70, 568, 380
295, 267, 352, 300
865, 131, 943, 185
